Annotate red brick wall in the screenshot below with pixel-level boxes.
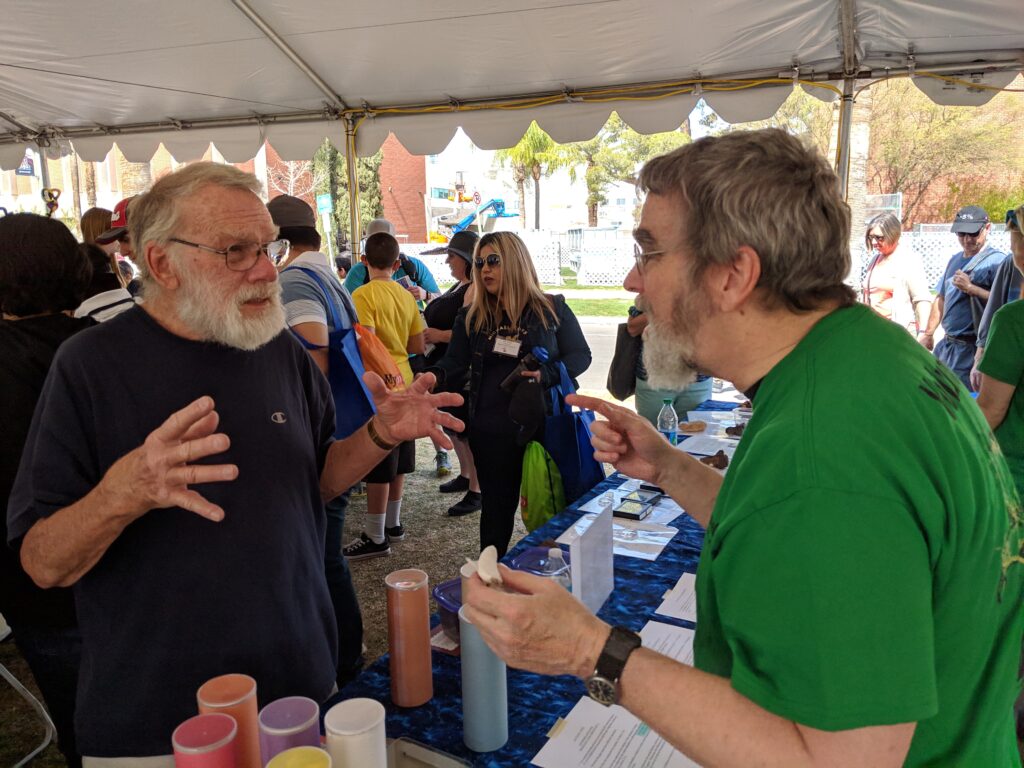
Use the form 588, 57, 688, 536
379, 134, 427, 242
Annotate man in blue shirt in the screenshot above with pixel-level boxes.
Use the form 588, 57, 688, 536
921, 205, 1005, 390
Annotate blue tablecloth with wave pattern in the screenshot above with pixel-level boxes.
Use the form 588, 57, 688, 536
323, 399, 737, 766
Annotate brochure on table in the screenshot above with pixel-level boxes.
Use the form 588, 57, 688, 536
655, 572, 698, 623
676, 434, 738, 459
531, 696, 700, 768
556, 506, 614, 614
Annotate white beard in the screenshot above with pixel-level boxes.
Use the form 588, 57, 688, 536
177, 268, 285, 351
643, 320, 699, 390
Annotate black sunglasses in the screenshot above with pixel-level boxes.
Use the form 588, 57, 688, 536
474, 254, 501, 268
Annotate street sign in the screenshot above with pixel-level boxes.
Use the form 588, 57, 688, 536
316, 193, 333, 213
473, 191, 482, 205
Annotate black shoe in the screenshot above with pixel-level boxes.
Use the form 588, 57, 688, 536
343, 532, 391, 561
448, 491, 482, 517
439, 475, 470, 494
385, 524, 405, 541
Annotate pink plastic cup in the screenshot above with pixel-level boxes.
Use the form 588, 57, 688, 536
172, 712, 239, 768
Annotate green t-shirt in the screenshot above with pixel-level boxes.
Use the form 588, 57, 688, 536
979, 299, 1024, 496
693, 304, 1024, 766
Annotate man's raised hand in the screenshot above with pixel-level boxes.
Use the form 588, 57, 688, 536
364, 371, 464, 449
113, 396, 237, 522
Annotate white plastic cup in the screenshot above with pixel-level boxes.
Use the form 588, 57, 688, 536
323, 698, 387, 768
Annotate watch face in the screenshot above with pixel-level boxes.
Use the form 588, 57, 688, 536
586, 675, 617, 706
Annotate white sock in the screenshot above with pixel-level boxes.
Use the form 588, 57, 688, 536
366, 514, 386, 544
386, 499, 402, 528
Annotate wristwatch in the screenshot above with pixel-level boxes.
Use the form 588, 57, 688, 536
585, 626, 642, 706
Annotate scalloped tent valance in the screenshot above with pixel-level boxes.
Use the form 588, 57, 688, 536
0, 0, 1020, 171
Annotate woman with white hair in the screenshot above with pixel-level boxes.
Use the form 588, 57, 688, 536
861, 212, 931, 336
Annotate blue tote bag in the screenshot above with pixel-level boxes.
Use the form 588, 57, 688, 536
285, 267, 376, 439
544, 361, 605, 503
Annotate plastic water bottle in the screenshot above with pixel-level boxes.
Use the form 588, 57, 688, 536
657, 399, 678, 445
542, 548, 572, 590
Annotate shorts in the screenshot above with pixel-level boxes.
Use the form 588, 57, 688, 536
364, 439, 416, 483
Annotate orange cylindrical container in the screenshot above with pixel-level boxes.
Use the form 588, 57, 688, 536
384, 568, 433, 707
197, 674, 261, 768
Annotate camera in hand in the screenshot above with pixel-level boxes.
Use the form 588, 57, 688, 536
500, 350, 547, 393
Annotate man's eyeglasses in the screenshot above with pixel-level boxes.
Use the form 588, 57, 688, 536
169, 238, 290, 271
474, 254, 501, 268
956, 230, 984, 239
633, 242, 666, 274
1007, 209, 1020, 231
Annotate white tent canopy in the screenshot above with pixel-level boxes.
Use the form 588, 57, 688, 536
1, 0, 1021, 173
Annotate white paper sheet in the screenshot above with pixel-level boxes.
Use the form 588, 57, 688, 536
557, 512, 678, 561
532, 697, 700, 768
566, 507, 614, 614
640, 621, 695, 666
686, 410, 737, 424
676, 435, 737, 458
655, 572, 698, 623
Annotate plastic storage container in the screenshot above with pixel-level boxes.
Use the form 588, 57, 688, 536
508, 546, 571, 576
432, 577, 463, 642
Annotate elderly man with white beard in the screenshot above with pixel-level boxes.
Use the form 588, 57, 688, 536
463, 129, 1024, 767
7, 162, 463, 764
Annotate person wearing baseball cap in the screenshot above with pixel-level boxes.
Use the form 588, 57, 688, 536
94, 197, 135, 259
422, 230, 483, 514
919, 204, 1007, 389
267, 193, 367, 687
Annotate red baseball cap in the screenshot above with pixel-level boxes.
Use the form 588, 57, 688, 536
95, 197, 134, 244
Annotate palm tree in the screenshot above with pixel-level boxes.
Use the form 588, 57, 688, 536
495, 122, 558, 230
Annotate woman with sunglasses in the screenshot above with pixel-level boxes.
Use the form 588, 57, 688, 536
427, 231, 591, 556
860, 212, 931, 335
976, 205, 1024, 498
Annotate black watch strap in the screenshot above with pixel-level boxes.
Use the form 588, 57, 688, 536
596, 626, 642, 681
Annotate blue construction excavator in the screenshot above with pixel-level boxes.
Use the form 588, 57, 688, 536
440, 198, 517, 234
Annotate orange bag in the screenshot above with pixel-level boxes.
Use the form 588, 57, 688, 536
354, 323, 406, 391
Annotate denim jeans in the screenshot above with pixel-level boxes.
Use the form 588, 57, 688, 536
324, 491, 364, 686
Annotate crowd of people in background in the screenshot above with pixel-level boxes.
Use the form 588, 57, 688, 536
1, 134, 1022, 765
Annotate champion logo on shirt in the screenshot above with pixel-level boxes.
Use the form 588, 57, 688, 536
271, 412, 287, 424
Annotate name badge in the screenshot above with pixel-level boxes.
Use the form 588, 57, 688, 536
493, 336, 521, 357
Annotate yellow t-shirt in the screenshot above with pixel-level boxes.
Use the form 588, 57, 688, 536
352, 278, 424, 386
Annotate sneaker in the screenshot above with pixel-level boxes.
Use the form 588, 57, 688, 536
439, 475, 470, 494
448, 491, 483, 517
385, 524, 406, 541
435, 450, 452, 477
343, 532, 391, 561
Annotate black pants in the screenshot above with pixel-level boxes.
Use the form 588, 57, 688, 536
469, 429, 528, 558
11, 621, 82, 768
324, 491, 363, 686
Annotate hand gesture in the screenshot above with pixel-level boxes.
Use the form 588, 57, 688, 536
951, 270, 973, 295
364, 371, 464, 448
463, 566, 608, 679
917, 331, 934, 351
422, 327, 447, 345
111, 397, 237, 522
406, 284, 427, 301
565, 394, 675, 485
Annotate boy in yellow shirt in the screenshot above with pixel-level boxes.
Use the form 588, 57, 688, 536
345, 233, 425, 559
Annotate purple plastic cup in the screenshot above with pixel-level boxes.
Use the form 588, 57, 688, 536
258, 696, 321, 764
172, 712, 239, 768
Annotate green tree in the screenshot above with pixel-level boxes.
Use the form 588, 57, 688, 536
312, 139, 383, 245
495, 122, 559, 229
867, 78, 1022, 226
557, 113, 689, 226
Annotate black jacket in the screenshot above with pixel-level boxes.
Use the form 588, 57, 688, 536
427, 294, 591, 421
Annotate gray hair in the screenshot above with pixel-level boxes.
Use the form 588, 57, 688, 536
129, 162, 263, 290
637, 128, 855, 312
865, 212, 902, 250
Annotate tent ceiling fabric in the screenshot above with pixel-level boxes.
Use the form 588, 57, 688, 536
0, 0, 1020, 168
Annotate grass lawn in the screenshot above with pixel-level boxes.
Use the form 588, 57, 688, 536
565, 298, 632, 317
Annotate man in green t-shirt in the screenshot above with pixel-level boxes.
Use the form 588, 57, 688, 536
463, 129, 1024, 767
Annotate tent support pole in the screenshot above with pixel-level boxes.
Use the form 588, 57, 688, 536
345, 117, 361, 259
835, 76, 854, 200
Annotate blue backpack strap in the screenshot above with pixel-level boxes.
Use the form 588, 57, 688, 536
282, 265, 343, 330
